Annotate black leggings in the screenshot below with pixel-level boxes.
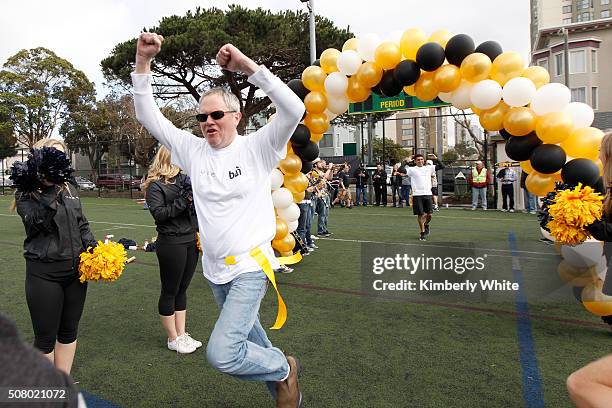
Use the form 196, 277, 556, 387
25, 274, 88, 354
156, 240, 199, 316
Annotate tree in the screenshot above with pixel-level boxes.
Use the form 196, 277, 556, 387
0, 47, 95, 148
0, 103, 17, 160
101, 5, 352, 133
453, 142, 479, 159
450, 109, 485, 159
364, 137, 407, 165
442, 149, 459, 162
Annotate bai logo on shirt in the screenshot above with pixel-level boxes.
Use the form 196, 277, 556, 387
229, 166, 242, 180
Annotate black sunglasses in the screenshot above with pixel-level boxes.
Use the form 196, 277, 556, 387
195, 110, 236, 122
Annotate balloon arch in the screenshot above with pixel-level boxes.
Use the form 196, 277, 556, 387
269, 28, 610, 317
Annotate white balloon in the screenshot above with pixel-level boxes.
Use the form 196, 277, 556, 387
450, 81, 474, 110
270, 169, 284, 190
324, 72, 349, 96
563, 102, 595, 128
438, 91, 453, 103
277, 203, 301, 222
470, 79, 502, 110
272, 188, 293, 209
337, 50, 362, 76
327, 94, 349, 115
386, 30, 403, 45
287, 220, 299, 233
561, 241, 604, 268
357, 33, 381, 62
324, 109, 338, 122
530, 83, 571, 116
502, 77, 537, 107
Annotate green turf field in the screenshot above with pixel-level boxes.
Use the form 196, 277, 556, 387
0, 196, 609, 407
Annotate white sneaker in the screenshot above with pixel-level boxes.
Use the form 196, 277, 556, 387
509, 209, 515, 213
182, 333, 202, 349
500, 209, 507, 212
168, 335, 196, 354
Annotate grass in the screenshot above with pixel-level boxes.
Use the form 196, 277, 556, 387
0, 195, 609, 407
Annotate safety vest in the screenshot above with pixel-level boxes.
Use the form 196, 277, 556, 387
472, 168, 487, 184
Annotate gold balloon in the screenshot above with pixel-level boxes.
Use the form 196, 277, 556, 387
356, 61, 383, 88
433, 64, 461, 93
470, 105, 483, 116
490, 51, 524, 86
310, 133, 324, 143
460, 53, 492, 83
503, 107, 537, 136
403, 84, 417, 97
279, 153, 302, 175
479, 101, 510, 131
526, 172, 556, 195
551, 171, 563, 182
558, 261, 596, 287
346, 76, 371, 103
304, 91, 327, 114
400, 28, 427, 60
342, 38, 359, 52
304, 112, 330, 134
375, 41, 402, 70
415, 72, 438, 102
272, 233, 296, 253
275, 217, 289, 240
535, 112, 574, 144
560, 127, 605, 160
292, 190, 305, 203
428, 29, 453, 48
520, 160, 535, 174
287, 142, 294, 153
582, 279, 612, 317
320, 48, 341, 74
280, 250, 294, 257
283, 172, 309, 193
302, 66, 327, 92
522, 66, 550, 89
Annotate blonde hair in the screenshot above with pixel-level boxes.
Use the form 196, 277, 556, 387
600, 131, 612, 217
10, 138, 68, 211
142, 146, 181, 192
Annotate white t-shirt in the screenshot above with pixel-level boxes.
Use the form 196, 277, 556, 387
405, 165, 436, 196
132, 68, 304, 284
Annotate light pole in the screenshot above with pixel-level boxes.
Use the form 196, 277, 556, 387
300, 0, 317, 64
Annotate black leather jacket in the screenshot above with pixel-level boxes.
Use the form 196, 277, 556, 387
16, 183, 95, 275
145, 174, 197, 244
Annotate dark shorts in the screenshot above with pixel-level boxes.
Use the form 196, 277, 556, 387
431, 187, 438, 195
413, 195, 433, 215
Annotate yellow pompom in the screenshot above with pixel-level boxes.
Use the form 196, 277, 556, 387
79, 241, 128, 283
196, 232, 202, 254
546, 184, 603, 245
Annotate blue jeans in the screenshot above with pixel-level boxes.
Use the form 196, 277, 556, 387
401, 185, 411, 207
523, 188, 537, 211
471, 187, 487, 209
297, 201, 314, 246
355, 186, 367, 206
315, 195, 329, 234
206, 271, 289, 397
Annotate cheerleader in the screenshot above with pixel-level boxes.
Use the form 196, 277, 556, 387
143, 146, 201, 354
12, 138, 95, 374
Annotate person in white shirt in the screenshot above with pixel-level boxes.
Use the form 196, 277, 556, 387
132, 32, 303, 407
404, 154, 444, 240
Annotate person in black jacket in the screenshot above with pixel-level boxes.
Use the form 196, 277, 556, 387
372, 163, 388, 206
144, 146, 201, 354
13, 139, 95, 375
353, 163, 369, 206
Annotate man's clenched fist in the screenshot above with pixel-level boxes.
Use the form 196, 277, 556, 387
137, 32, 164, 61
216, 44, 259, 76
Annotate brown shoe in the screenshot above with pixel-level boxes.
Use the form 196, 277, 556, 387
275, 356, 302, 408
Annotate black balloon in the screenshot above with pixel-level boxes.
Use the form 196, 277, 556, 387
291, 124, 311, 147
416, 42, 446, 71
301, 160, 313, 174
312, 59, 321, 67
294, 141, 319, 162
445, 34, 475, 66
499, 129, 512, 141
287, 79, 309, 101
379, 70, 403, 97
371, 82, 384, 96
394, 60, 420, 86
561, 159, 600, 187
505, 133, 542, 161
594, 176, 605, 195
529, 144, 566, 174
475, 41, 503, 62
